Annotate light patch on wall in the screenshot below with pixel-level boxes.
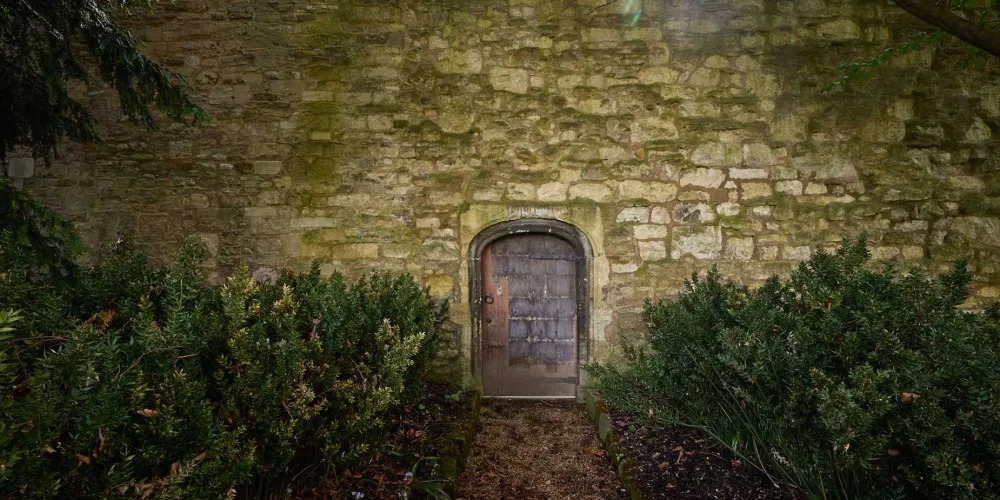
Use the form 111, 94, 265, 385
623, 0, 642, 26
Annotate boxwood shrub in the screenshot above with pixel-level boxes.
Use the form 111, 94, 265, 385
0, 179, 447, 498
591, 237, 1000, 499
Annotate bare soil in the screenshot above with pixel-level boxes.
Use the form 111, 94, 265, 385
457, 400, 625, 500
610, 409, 806, 500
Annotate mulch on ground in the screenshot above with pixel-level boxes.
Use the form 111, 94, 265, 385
293, 382, 470, 499
457, 400, 625, 500
610, 409, 805, 500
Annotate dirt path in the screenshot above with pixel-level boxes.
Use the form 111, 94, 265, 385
457, 400, 625, 500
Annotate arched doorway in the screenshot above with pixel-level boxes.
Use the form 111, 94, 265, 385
468, 219, 592, 398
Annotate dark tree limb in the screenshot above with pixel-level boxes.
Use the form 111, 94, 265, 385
890, 0, 1000, 57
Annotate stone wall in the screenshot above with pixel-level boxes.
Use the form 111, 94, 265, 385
20, 0, 1000, 384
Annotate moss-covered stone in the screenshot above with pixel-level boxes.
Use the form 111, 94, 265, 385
22, 0, 1000, 387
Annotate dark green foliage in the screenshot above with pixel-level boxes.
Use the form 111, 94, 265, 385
0, 199, 446, 498
0, 178, 82, 279
591, 237, 1000, 499
828, 2, 1000, 91
0, 1, 206, 163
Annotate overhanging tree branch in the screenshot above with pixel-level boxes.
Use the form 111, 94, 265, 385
890, 0, 1000, 57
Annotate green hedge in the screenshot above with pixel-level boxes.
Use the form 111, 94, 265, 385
0, 179, 447, 498
590, 237, 1000, 499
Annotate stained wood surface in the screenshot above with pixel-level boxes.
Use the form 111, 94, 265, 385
481, 233, 578, 397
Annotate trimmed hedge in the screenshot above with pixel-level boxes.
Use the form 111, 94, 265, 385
591, 237, 1000, 499
0, 179, 447, 498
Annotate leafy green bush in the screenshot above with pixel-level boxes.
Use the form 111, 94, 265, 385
0, 180, 448, 498
590, 237, 1000, 499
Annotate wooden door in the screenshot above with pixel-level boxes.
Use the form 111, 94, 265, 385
481, 233, 578, 397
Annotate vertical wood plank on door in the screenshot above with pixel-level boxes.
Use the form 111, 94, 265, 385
481, 246, 510, 397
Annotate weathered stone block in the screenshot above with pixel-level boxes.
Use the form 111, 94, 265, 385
301, 90, 334, 102
637, 66, 677, 85
437, 107, 475, 134
805, 183, 827, 195
775, 167, 798, 180
742, 143, 776, 167
776, 180, 803, 196
383, 244, 412, 259
611, 262, 639, 273
769, 115, 807, 142
435, 49, 483, 74
966, 117, 992, 143
871, 246, 901, 260
717, 202, 741, 216
691, 142, 741, 167
861, 119, 906, 143
791, 155, 858, 183
7, 157, 34, 179
618, 181, 677, 203
783, 246, 811, 261
569, 183, 613, 203
686, 67, 720, 87
674, 203, 715, 223
426, 275, 455, 297
292, 217, 336, 229
730, 168, 768, 179
634, 224, 668, 240
489, 68, 529, 94
507, 183, 536, 201
671, 226, 722, 260
630, 117, 679, 143
680, 168, 725, 189
741, 182, 773, 199
538, 182, 569, 202
617, 207, 650, 223
901, 245, 925, 260
254, 160, 283, 175
638, 241, 667, 261
947, 217, 1000, 247
724, 237, 754, 261
368, 115, 393, 131
678, 101, 720, 117
894, 220, 929, 232
600, 146, 629, 167
650, 207, 672, 224
980, 85, 1000, 117
818, 19, 860, 41
581, 28, 621, 44
473, 188, 503, 201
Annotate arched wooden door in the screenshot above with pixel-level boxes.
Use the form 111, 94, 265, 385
480, 233, 578, 397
